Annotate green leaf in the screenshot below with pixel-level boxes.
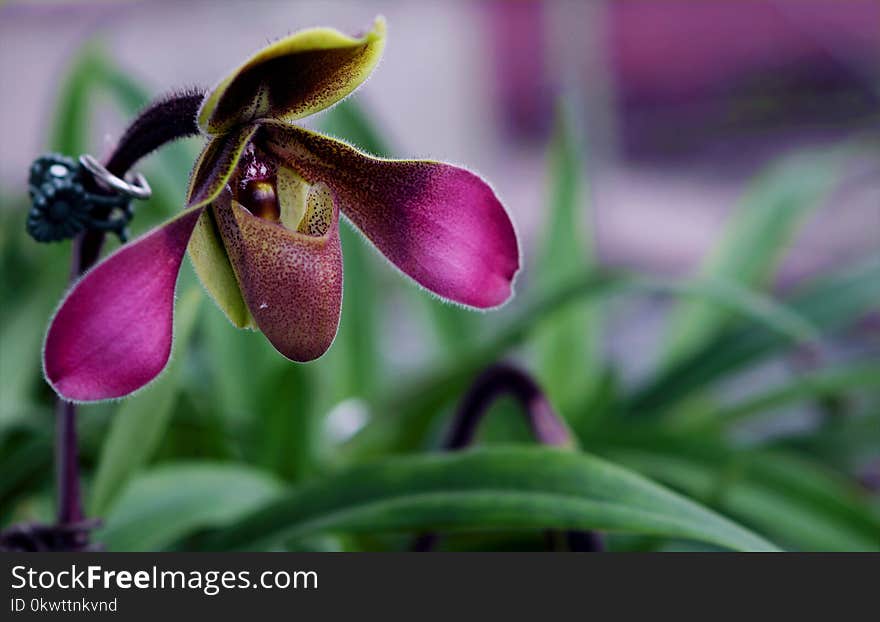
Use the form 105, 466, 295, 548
89, 289, 202, 516
418, 297, 484, 359
716, 361, 880, 426
97, 462, 285, 551
349, 272, 817, 456
95, 56, 150, 113
200, 302, 285, 422
630, 255, 880, 415
534, 102, 601, 416
318, 223, 383, 403
663, 149, 842, 365
601, 438, 880, 551
196, 293, 320, 478
320, 98, 391, 157
783, 411, 880, 474
347, 272, 623, 458
0, 204, 68, 433
0, 432, 52, 516
651, 277, 819, 345
256, 363, 318, 481
49, 42, 104, 153
0, 291, 57, 430
202, 447, 776, 552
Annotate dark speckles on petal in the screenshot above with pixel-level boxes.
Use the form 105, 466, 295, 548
211, 188, 343, 362
298, 183, 333, 236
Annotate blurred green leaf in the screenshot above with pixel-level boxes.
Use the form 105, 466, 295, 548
602, 437, 880, 551
630, 255, 880, 415
257, 363, 317, 482
95, 56, 150, 114
196, 298, 319, 477
0, 432, 52, 521
716, 361, 880, 427
572, 366, 622, 440
663, 149, 842, 366
321, 223, 382, 403
89, 289, 202, 516
201, 447, 776, 552
320, 99, 391, 157
347, 272, 623, 457
0, 204, 68, 432
534, 102, 601, 417
350, 271, 819, 456
49, 42, 103, 154
782, 411, 880, 475
0, 291, 57, 430
97, 462, 284, 551
200, 304, 285, 422
653, 277, 818, 345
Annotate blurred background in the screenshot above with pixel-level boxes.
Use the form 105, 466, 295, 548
1, 0, 878, 551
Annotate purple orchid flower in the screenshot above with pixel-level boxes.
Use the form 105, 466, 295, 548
44, 17, 520, 402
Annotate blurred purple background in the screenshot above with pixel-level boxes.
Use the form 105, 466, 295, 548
1, 0, 878, 282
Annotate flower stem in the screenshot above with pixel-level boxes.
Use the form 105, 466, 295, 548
442, 363, 574, 450
54, 89, 205, 536
55, 401, 83, 524
74, 88, 206, 268
413, 363, 603, 552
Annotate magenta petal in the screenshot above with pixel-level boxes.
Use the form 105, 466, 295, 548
261, 123, 520, 308
44, 208, 204, 402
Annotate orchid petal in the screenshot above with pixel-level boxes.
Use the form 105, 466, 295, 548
198, 16, 386, 135
187, 210, 254, 329
185, 124, 257, 328
212, 187, 343, 362
261, 122, 520, 308
187, 124, 258, 209
44, 207, 205, 402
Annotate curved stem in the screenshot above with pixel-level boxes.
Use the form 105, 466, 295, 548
55, 89, 205, 535
103, 88, 205, 177
443, 363, 573, 449
74, 88, 206, 269
414, 363, 603, 552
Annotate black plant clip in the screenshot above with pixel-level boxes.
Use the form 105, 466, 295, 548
27, 153, 151, 244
